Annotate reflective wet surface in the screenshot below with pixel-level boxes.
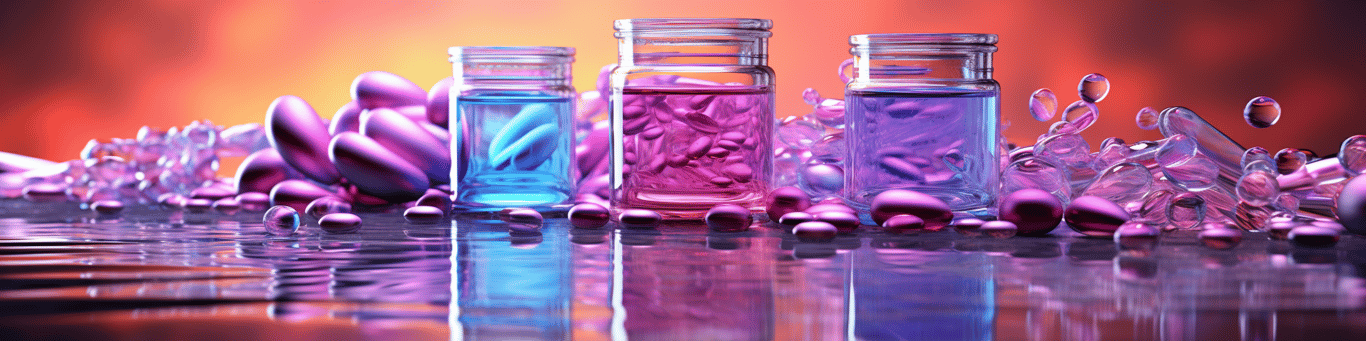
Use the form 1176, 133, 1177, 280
2, 199, 1365, 340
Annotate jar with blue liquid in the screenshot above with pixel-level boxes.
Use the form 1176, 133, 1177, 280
844, 34, 1000, 214
449, 46, 576, 212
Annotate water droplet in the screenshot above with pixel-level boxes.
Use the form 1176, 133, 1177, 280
1235, 170, 1280, 207
263, 205, 301, 236
212, 198, 241, 214
1036, 133, 1092, 169
1274, 193, 1299, 213
881, 214, 926, 233
1167, 193, 1205, 230
1136, 190, 1173, 225
1135, 107, 1159, 130
1242, 96, 1280, 128
1339, 135, 1366, 176
1274, 148, 1307, 175
1029, 88, 1058, 121
1061, 100, 1098, 132
1078, 73, 1110, 103
953, 218, 985, 236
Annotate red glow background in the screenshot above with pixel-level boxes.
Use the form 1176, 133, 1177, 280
3, 1, 1364, 163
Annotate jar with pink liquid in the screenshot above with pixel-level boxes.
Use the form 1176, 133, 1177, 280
609, 18, 775, 220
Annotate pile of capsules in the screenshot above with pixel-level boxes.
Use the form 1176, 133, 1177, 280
3, 66, 1365, 249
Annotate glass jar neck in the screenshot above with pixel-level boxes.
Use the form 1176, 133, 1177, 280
848, 34, 996, 83
614, 18, 771, 67
449, 46, 574, 88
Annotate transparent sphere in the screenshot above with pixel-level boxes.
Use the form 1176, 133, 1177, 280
263, 205, 301, 236
1135, 107, 1159, 130
1077, 73, 1110, 103
1235, 170, 1280, 207
1242, 96, 1280, 128
1029, 88, 1058, 121
1340, 135, 1366, 176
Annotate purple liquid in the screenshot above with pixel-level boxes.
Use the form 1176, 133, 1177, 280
612, 86, 773, 219
845, 89, 999, 212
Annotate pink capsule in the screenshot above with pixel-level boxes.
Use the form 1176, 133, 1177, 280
235, 149, 303, 194
1198, 225, 1243, 250
329, 132, 429, 202
236, 192, 271, 211
619, 209, 661, 229
319, 213, 363, 234
351, 71, 427, 109
1288, 226, 1339, 248
91, 200, 124, 215
814, 211, 860, 233
361, 107, 451, 184
981, 221, 1018, 239
792, 221, 838, 242
869, 189, 952, 229
805, 203, 856, 216
270, 180, 336, 212
882, 214, 925, 233
722, 163, 753, 183
1064, 196, 1130, 238
568, 203, 611, 229
706, 204, 753, 232
999, 189, 1064, 236
403, 206, 445, 224
778, 212, 816, 226
1113, 222, 1161, 250
21, 183, 68, 202
766, 186, 811, 220
266, 95, 340, 184
687, 136, 713, 159
182, 198, 213, 213
212, 198, 241, 214
682, 112, 721, 134
506, 208, 544, 236
415, 191, 451, 212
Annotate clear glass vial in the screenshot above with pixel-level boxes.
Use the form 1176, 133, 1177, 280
449, 46, 576, 212
610, 18, 775, 220
844, 34, 1000, 213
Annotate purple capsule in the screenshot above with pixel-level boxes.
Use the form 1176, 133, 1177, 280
266, 95, 341, 184
330, 101, 363, 135
686, 136, 712, 159
706, 204, 753, 232
235, 192, 270, 211
351, 71, 427, 109
21, 183, 68, 202
1113, 222, 1160, 250
999, 188, 1064, 237
263, 205, 301, 236
329, 132, 429, 202
1078, 73, 1110, 103
1064, 196, 1130, 238
814, 211, 860, 233
1198, 225, 1243, 250
361, 108, 451, 184
804, 203, 856, 216
319, 213, 363, 234
305, 196, 352, 219
1029, 88, 1058, 121
1242, 96, 1280, 128
792, 221, 838, 242
403, 205, 445, 224
953, 218, 985, 237
682, 112, 721, 134
869, 189, 953, 229
778, 212, 815, 226
619, 209, 661, 229
1288, 225, 1339, 248
269, 180, 336, 213
882, 214, 925, 233
568, 203, 611, 229
415, 191, 451, 212
235, 149, 303, 195
182, 198, 213, 213
190, 185, 236, 201
426, 77, 453, 127
505, 208, 544, 236
158, 193, 187, 208
766, 186, 811, 221
91, 200, 124, 215
981, 220, 1018, 239
1265, 221, 1298, 240
212, 198, 241, 214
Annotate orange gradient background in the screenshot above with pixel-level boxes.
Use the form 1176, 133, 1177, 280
2, 0, 1363, 163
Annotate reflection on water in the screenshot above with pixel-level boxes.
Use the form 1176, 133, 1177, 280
0, 199, 1364, 340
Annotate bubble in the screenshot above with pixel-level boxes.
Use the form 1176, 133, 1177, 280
1339, 135, 1366, 176
1162, 156, 1220, 191
1242, 96, 1280, 128
1135, 107, 1159, 130
776, 116, 823, 148
1274, 193, 1299, 213
305, 196, 352, 219
1235, 170, 1280, 207
1167, 193, 1205, 230
1061, 100, 1098, 132
802, 88, 822, 105
1241, 147, 1273, 169
1274, 148, 1307, 175
1155, 134, 1196, 166
263, 205, 301, 236
1078, 73, 1110, 103
1029, 88, 1058, 121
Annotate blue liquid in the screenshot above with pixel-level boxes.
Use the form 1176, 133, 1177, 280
454, 94, 574, 210
845, 89, 1000, 212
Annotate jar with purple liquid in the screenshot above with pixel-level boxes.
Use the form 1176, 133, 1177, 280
449, 47, 576, 213
610, 18, 775, 220
845, 34, 1000, 214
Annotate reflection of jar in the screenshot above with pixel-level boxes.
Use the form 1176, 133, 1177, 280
448, 47, 576, 212
844, 34, 1000, 213
610, 18, 775, 220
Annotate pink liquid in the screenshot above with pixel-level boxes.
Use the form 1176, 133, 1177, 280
612, 86, 773, 219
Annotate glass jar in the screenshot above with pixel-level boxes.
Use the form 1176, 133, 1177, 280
610, 18, 775, 220
448, 46, 576, 212
844, 34, 1000, 214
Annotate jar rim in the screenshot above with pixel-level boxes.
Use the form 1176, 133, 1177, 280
850, 33, 997, 46
448, 46, 575, 61
615, 18, 772, 31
